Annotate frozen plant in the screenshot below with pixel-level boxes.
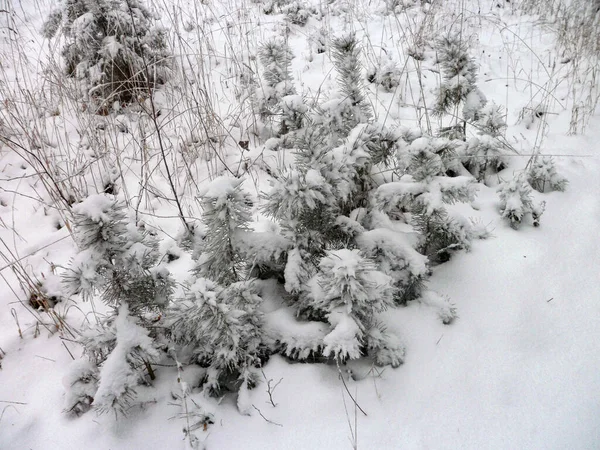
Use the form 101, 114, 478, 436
257, 39, 301, 135
62, 194, 173, 415
281, 1, 312, 25
193, 177, 253, 285
281, 94, 308, 134
434, 32, 484, 136
329, 33, 372, 130
62, 359, 99, 416
527, 156, 568, 193
92, 304, 161, 415
367, 56, 403, 93
168, 279, 265, 399
312, 249, 404, 367
463, 103, 508, 182
356, 227, 429, 304
374, 135, 478, 265
64, 194, 174, 315
497, 173, 546, 228
419, 290, 457, 324
42, 0, 171, 110
308, 27, 327, 54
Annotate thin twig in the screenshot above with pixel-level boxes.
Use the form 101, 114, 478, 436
252, 405, 283, 427
336, 363, 367, 417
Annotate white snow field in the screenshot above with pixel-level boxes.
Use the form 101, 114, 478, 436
1, 0, 599, 448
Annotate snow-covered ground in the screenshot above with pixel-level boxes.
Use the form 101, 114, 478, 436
1, 0, 599, 448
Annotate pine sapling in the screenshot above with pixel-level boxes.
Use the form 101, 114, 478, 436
313, 249, 403, 366
527, 156, 568, 193
92, 304, 161, 415
498, 173, 546, 228
194, 177, 253, 285
463, 102, 508, 182
42, 0, 171, 110
168, 279, 265, 399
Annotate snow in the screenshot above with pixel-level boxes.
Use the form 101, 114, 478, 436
93, 304, 159, 412
1, 0, 600, 448
323, 308, 363, 360
197, 176, 243, 199
263, 307, 328, 359
72, 194, 118, 223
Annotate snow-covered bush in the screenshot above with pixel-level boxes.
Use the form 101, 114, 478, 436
328, 33, 372, 132
497, 173, 546, 228
168, 279, 265, 398
367, 56, 403, 93
376, 135, 479, 264
62, 359, 99, 416
281, 1, 313, 25
463, 103, 508, 182
527, 156, 568, 193
313, 249, 404, 366
64, 194, 174, 314
62, 194, 173, 415
92, 304, 161, 415
193, 177, 253, 285
65, 303, 162, 416
434, 33, 480, 118
42, 0, 171, 110
257, 39, 302, 135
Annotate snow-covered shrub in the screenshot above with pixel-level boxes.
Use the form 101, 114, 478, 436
42, 0, 171, 110
308, 27, 327, 54
497, 173, 546, 228
433, 32, 488, 140
329, 33, 372, 131
257, 39, 301, 135
281, 94, 308, 133
367, 56, 403, 92
64, 194, 174, 314
462, 103, 507, 178
419, 290, 457, 324
356, 227, 429, 304
62, 359, 99, 416
62, 194, 173, 415
433, 33, 480, 117
168, 279, 265, 398
92, 304, 161, 415
312, 249, 404, 366
281, 1, 312, 25
193, 177, 253, 285
65, 304, 162, 416
375, 135, 479, 265
527, 156, 568, 193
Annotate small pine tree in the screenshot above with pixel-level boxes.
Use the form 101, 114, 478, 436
64, 194, 173, 314
258, 39, 303, 136
62, 194, 173, 416
168, 279, 264, 398
434, 32, 482, 135
311, 249, 404, 366
318, 33, 372, 136
498, 173, 546, 228
42, 0, 171, 109
92, 304, 161, 415
463, 102, 508, 182
194, 177, 253, 285
374, 135, 478, 264
527, 156, 568, 193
